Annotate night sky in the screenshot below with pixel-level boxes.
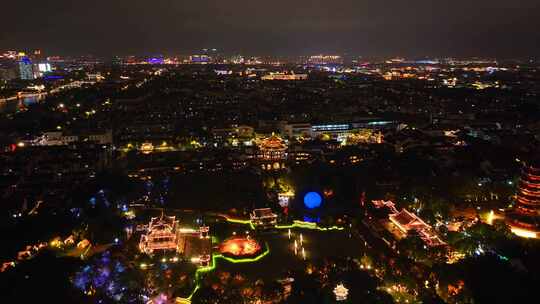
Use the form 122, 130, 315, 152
2, 0, 539, 57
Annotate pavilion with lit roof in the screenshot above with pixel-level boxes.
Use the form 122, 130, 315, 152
257, 133, 288, 170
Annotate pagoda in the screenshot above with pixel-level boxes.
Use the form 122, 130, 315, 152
257, 133, 288, 170
507, 160, 540, 238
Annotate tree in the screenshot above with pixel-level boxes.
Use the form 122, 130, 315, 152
286, 273, 322, 303
0, 251, 86, 303
398, 232, 428, 261
261, 280, 284, 303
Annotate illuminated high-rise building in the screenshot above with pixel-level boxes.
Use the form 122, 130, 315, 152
18, 57, 35, 80
37, 62, 52, 74
32, 49, 44, 61
507, 160, 540, 238
189, 54, 210, 64
308, 55, 343, 65
0, 68, 18, 81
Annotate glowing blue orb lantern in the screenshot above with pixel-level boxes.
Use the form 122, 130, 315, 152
304, 192, 322, 209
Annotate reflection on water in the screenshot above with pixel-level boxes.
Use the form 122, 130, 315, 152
0, 94, 46, 114
303, 214, 321, 223
23, 94, 44, 106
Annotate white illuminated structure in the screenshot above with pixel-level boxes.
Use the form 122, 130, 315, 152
308, 55, 343, 65
261, 73, 307, 81
278, 190, 295, 207
140, 142, 154, 154
333, 283, 349, 301
139, 214, 179, 254
250, 208, 278, 228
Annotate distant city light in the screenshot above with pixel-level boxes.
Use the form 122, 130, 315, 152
510, 227, 538, 239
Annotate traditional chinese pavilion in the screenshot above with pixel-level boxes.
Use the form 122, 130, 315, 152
139, 214, 179, 254
257, 134, 287, 170
250, 208, 278, 229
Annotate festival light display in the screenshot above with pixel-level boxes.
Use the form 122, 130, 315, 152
225, 214, 344, 231
219, 238, 262, 257
304, 192, 322, 209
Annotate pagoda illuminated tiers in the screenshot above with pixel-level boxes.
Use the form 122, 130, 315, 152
257, 133, 287, 170
507, 160, 540, 238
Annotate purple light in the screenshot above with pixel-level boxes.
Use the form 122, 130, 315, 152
148, 57, 164, 64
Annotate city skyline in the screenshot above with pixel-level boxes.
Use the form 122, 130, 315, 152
2, 2, 540, 304
2, 0, 540, 57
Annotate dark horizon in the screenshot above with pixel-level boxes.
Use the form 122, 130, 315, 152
2, 0, 540, 58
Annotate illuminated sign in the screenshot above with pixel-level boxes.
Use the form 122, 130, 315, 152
38, 63, 52, 73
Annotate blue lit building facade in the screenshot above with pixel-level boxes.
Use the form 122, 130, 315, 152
18, 57, 35, 80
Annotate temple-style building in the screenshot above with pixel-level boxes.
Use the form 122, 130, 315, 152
139, 214, 179, 254
389, 209, 445, 247
507, 160, 540, 238
257, 134, 287, 170
250, 208, 278, 229
371, 200, 445, 247
139, 213, 213, 261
